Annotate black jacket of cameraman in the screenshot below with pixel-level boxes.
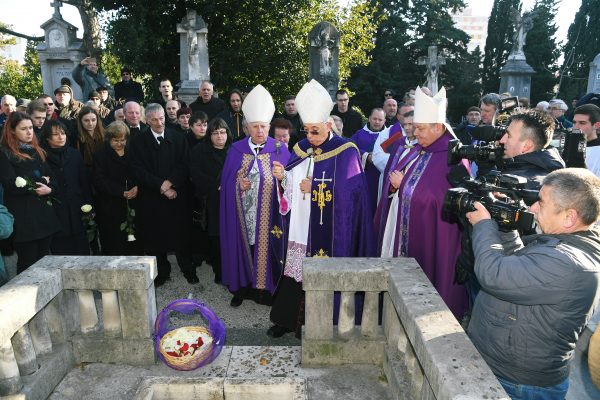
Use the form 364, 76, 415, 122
499, 147, 565, 190
454, 147, 565, 304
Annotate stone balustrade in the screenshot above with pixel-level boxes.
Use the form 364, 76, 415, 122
301, 257, 510, 400
0, 256, 157, 399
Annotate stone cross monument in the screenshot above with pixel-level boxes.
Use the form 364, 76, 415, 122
176, 10, 210, 105
587, 53, 600, 94
308, 22, 340, 100
418, 46, 445, 95
499, 9, 536, 98
37, 1, 85, 100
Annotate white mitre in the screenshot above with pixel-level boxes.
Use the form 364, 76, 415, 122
295, 79, 334, 123
242, 84, 275, 123
413, 86, 455, 136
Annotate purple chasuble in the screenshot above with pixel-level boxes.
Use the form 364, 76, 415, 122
220, 137, 290, 294
351, 127, 384, 217
285, 135, 376, 260
374, 131, 468, 319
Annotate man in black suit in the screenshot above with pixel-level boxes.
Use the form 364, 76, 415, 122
128, 103, 198, 286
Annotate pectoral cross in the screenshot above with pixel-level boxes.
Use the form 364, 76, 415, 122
50, 1, 63, 18
311, 171, 333, 225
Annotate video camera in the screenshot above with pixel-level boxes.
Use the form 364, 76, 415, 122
448, 139, 502, 165
443, 171, 538, 233
449, 97, 521, 167
551, 127, 587, 168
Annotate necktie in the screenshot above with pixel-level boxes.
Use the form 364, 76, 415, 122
157, 136, 163, 145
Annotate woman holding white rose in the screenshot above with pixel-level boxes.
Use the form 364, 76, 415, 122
0, 112, 59, 273
41, 120, 92, 255
92, 121, 141, 255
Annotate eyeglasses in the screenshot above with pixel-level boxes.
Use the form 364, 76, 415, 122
110, 138, 127, 144
384, 93, 392, 97
212, 129, 227, 135
44, 103, 54, 106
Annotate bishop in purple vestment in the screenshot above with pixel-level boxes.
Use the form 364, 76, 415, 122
219, 85, 291, 307
268, 80, 376, 338
374, 87, 468, 319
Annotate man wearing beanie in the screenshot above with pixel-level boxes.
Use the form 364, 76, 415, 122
268, 79, 375, 338
114, 67, 144, 103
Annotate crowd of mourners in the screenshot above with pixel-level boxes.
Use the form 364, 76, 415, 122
1, 57, 600, 400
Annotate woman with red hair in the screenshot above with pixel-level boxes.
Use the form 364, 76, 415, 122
0, 112, 59, 273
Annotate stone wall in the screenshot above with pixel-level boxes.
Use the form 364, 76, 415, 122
301, 257, 510, 400
0, 256, 157, 399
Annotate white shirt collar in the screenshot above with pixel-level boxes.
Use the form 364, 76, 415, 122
151, 129, 164, 143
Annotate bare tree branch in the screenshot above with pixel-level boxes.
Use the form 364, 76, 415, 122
0, 27, 44, 42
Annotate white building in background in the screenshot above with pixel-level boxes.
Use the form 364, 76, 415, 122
452, 7, 489, 53
0, 37, 26, 64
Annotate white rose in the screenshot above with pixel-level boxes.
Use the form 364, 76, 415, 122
15, 177, 27, 188
81, 204, 93, 213
127, 234, 136, 242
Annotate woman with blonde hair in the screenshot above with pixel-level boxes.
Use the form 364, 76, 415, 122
92, 121, 141, 255
0, 112, 59, 273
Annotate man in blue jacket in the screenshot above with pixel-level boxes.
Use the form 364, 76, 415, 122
466, 168, 600, 400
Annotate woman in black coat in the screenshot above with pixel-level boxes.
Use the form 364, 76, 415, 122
190, 117, 232, 283
41, 120, 91, 255
0, 112, 60, 273
92, 121, 141, 255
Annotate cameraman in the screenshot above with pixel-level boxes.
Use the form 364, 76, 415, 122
465, 168, 600, 400
498, 109, 565, 190
455, 109, 565, 311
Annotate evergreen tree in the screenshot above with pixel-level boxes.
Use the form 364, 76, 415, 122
91, 0, 379, 106
558, 0, 600, 100
347, 0, 416, 113
348, 0, 474, 120
523, 0, 559, 104
482, 0, 521, 94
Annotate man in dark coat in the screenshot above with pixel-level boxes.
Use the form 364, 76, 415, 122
330, 89, 363, 138
128, 103, 197, 287
114, 67, 144, 103
123, 101, 148, 138
190, 80, 225, 121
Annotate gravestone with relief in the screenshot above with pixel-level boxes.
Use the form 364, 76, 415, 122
37, 1, 85, 100
308, 22, 340, 100
175, 10, 210, 105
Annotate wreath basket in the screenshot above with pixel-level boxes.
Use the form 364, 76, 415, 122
154, 298, 226, 371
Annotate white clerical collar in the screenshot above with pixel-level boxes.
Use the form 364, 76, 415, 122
248, 138, 265, 153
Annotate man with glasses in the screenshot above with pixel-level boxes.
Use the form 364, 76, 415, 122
114, 67, 144, 104
37, 95, 58, 121
268, 79, 375, 338
548, 99, 574, 130
330, 89, 363, 138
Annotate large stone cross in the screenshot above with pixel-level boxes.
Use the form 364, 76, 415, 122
50, 0, 63, 19
418, 46, 445, 95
